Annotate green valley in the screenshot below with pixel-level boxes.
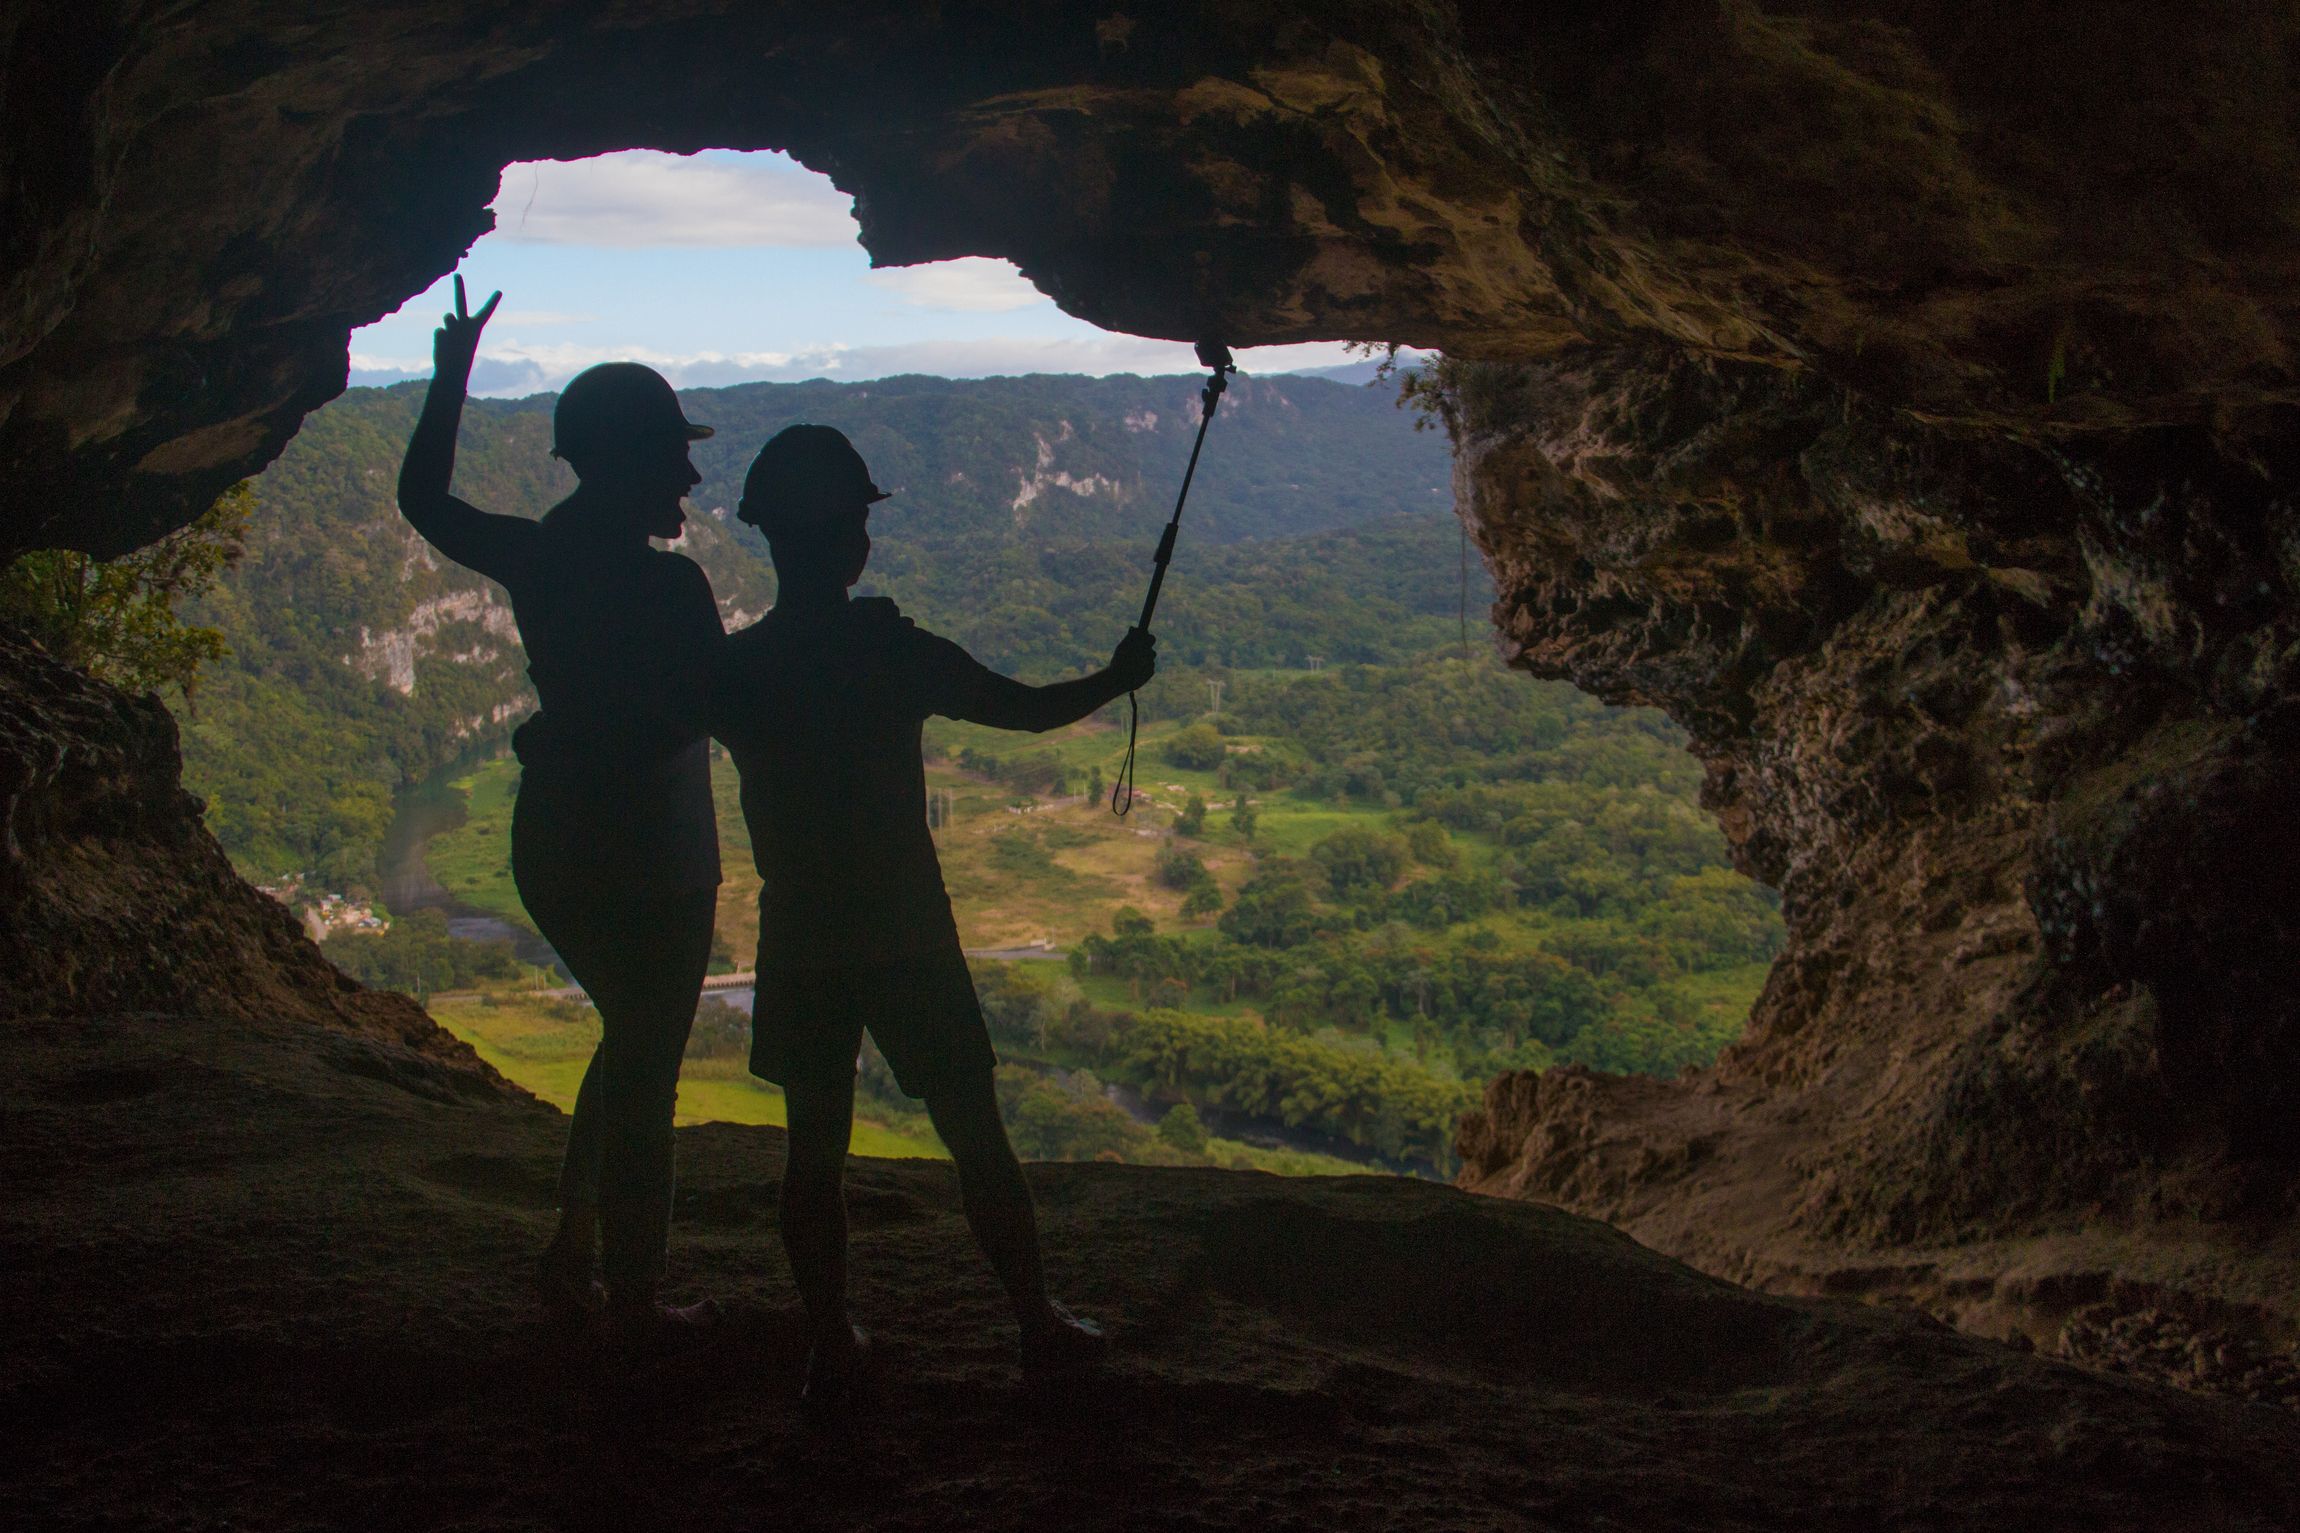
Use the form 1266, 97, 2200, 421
178, 370, 1781, 1174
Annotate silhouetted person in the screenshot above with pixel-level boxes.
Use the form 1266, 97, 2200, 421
712, 424, 1154, 1411
397, 279, 723, 1339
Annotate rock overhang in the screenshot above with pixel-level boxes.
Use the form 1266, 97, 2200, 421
5, 1, 2299, 558
5, 0, 2300, 1354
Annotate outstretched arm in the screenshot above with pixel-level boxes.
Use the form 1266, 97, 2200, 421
396, 277, 531, 580
958, 628, 1156, 733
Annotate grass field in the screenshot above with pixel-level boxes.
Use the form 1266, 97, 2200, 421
426, 991, 1370, 1174
416, 706, 1394, 961
427, 994, 948, 1158
404, 693, 1771, 1156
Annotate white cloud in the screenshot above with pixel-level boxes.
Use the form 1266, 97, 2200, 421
492, 310, 598, 326
349, 336, 1371, 396
489, 150, 859, 248
863, 258, 1049, 313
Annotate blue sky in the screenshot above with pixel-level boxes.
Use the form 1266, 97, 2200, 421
350, 150, 1375, 394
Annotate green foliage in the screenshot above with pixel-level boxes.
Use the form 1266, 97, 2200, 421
1153, 842, 1211, 892
1408, 819, 1458, 869
997, 1066, 1147, 1162
1176, 793, 1209, 836
1217, 868, 1319, 949
977, 960, 1065, 1050
1311, 825, 1411, 897
1059, 1003, 1472, 1167
180, 375, 1467, 885
1180, 880, 1225, 919
1158, 1101, 1211, 1153
1162, 721, 1226, 771
322, 909, 520, 996
989, 830, 1058, 876
2, 482, 251, 699
685, 997, 751, 1060
1231, 793, 1259, 843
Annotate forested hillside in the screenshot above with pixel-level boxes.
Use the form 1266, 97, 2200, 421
182, 372, 1457, 884
182, 368, 1783, 1171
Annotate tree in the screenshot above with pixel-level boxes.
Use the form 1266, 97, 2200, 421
1, 481, 252, 698
1408, 819, 1458, 869
1154, 842, 1210, 891
685, 998, 751, 1059
1157, 1101, 1211, 1154
1232, 793, 1258, 843
323, 908, 520, 995
1163, 721, 1226, 770
1311, 824, 1410, 896
1218, 871, 1316, 949
1181, 880, 1225, 919
1176, 793, 1209, 836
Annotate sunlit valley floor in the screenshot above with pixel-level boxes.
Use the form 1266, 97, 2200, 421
354, 664, 1776, 1180
189, 374, 1780, 1184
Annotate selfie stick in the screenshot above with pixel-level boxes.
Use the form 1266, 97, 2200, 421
1113, 340, 1236, 817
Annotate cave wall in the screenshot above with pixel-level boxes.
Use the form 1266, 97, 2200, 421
0, 620, 494, 1074
1446, 350, 2300, 1273
4, 2, 2298, 1297
8, 2, 2299, 560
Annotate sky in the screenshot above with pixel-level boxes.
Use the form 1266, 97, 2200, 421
349, 150, 1377, 395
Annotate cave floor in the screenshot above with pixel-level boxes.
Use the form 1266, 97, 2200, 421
5, 1014, 2296, 1533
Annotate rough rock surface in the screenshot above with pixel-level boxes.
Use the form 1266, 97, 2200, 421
0, 620, 494, 1069
1446, 348, 2300, 1359
6, 1010, 2298, 1532
4, 0, 2300, 1389
5, 2, 2298, 557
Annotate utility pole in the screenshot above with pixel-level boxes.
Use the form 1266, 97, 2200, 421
1206, 679, 1223, 716
1307, 655, 1323, 673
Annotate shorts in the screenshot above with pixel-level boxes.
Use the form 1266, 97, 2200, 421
750, 958, 998, 1099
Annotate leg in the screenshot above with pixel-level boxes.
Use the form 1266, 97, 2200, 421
923, 1071, 1049, 1325
589, 891, 716, 1299
541, 1042, 603, 1276
925, 1071, 1107, 1373
520, 887, 609, 1309
779, 1074, 859, 1359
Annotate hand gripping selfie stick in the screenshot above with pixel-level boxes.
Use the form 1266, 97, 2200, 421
1112, 340, 1236, 817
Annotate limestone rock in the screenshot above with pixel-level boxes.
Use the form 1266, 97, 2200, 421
0, 619, 500, 1075
4, 1010, 2295, 1530
5, 2, 2299, 557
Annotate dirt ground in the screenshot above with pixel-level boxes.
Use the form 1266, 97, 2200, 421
6, 1012, 2297, 1532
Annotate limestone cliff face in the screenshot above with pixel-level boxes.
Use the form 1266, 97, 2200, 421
1448, 347, 2300, 1296
3, 1, 2299, 1327
0, 621, 496, 1072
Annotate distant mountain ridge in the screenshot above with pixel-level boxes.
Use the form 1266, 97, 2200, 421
180, 372, 1467, 884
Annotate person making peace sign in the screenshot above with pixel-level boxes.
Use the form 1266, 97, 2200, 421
397, 279, 726, 1339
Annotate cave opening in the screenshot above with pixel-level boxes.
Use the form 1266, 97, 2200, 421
164, 144, 1779, 1179
6, 6, 2299, 1425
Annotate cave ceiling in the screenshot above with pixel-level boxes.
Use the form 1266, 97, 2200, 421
4, 0, 2298, 559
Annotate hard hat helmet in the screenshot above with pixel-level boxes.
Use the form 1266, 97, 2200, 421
738, 423, 891, 535
551, 362, 712, 466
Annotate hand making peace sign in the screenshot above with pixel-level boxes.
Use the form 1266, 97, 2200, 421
432, 274, 502, 383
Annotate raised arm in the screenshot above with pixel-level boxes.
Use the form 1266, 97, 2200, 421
396, 277, 531, 580
958, 628, 1156, 733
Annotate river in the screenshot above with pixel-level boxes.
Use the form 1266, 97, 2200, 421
377, 753, 563, 972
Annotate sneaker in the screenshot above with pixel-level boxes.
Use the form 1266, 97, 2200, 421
1019, 1300, 1108, 1379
